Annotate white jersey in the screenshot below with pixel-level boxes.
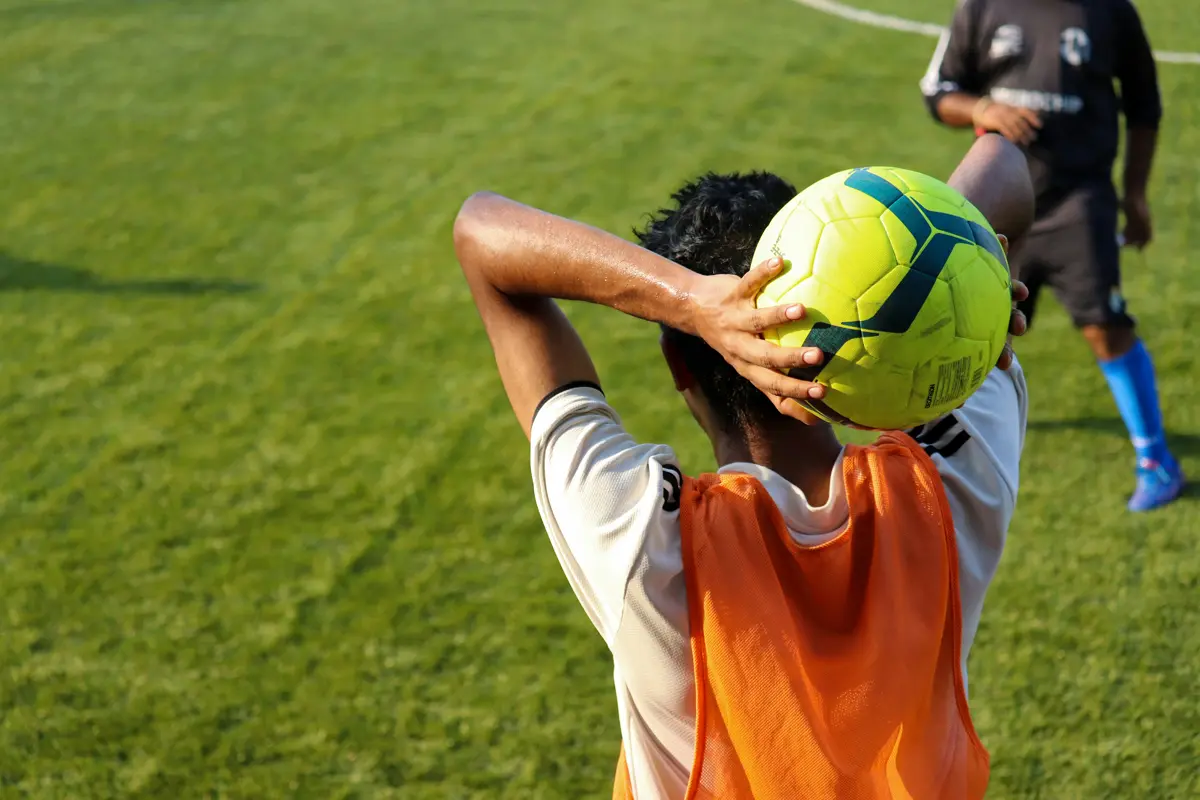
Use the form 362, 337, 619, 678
530, 363, 1028, 800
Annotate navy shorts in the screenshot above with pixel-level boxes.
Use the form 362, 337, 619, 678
1010, 180, 1135, 329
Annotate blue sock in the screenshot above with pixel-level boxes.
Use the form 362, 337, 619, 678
1098, 340, 1171, 466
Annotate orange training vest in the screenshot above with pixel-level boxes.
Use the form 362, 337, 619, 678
613, 432, 989, 799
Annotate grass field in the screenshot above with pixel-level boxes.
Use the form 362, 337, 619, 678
1, 0, 1198, 797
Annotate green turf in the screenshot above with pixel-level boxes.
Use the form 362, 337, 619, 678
1, 0, 1197, 796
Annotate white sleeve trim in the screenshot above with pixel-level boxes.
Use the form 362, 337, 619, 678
920, 29, 956, 96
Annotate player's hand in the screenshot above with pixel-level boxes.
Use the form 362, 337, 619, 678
1122, 193, 1153, 249
996, 275, 1029, 371
976, 101, 1042, 146
689, 256, 827, 420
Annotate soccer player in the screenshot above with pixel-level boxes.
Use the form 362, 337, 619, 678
454, 133, 1032, 799
920, 0, 1183, 511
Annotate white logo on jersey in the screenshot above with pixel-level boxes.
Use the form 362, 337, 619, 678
989, 24, 1024, 59
990, 86, 1084, 114
1061, 27, 1092, 66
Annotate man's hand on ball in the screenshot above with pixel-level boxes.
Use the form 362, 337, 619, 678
690, 256, 826, 419
995, 278, 1029, 371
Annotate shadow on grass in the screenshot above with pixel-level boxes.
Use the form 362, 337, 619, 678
1028, 416, 1200, 498
0, 251, 257, 296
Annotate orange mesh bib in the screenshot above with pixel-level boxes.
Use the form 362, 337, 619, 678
614, 432, 988, 799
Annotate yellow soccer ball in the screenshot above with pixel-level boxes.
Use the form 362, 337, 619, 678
754, 167, 1011, 430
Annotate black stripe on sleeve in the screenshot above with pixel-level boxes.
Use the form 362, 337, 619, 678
661, 465, 682, 513
915, 414, 959, 446
923, 429, 972, 459
911, 412, 974, 459
531, 380, 604, 422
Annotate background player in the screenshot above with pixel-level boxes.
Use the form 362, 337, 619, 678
920, 0, 1183, 511
454, 134, 1032, 797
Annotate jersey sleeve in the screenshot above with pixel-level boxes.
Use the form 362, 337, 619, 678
1114, 0, 1163, 129
908, 359, 1026, 543
529, 384, 684, 647
907, 359, 1027, 659
921, 0, 985, 119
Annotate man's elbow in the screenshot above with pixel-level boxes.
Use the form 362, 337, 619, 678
953, 133, 1035, 242
924, 93, 950, 125
453, 192, 502, 272
991, 137, 1036, 243
972, 132, 1024, 168
920, 78, 970, 127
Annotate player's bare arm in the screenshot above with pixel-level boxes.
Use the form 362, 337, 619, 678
1116, 0, 1162, 249
921, 0, 1041, 146
453, 199, 829, 435
947, 133, 1035, 247
938, 134, 1034, 368
456, 133, 1032, 438
936, 94, 1042, 146
1121, 128, 1157, 248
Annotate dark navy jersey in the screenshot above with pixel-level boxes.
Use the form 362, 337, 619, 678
920, 0, 1162, 200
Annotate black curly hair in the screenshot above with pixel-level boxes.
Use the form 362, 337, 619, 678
635, 171, 798, 432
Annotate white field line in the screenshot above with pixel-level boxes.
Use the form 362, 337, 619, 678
789, 0, 1200, 65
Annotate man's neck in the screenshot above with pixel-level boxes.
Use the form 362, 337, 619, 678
712, 422, 844, 507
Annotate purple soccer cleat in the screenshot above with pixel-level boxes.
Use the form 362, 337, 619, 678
1128, 457, 1186, 512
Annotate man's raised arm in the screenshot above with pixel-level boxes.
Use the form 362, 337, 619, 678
453, 194, 826, 435
947, 133, 1035, 245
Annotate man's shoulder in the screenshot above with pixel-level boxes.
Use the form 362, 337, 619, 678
530, 382, 685, 515
528, 384, 688, 644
